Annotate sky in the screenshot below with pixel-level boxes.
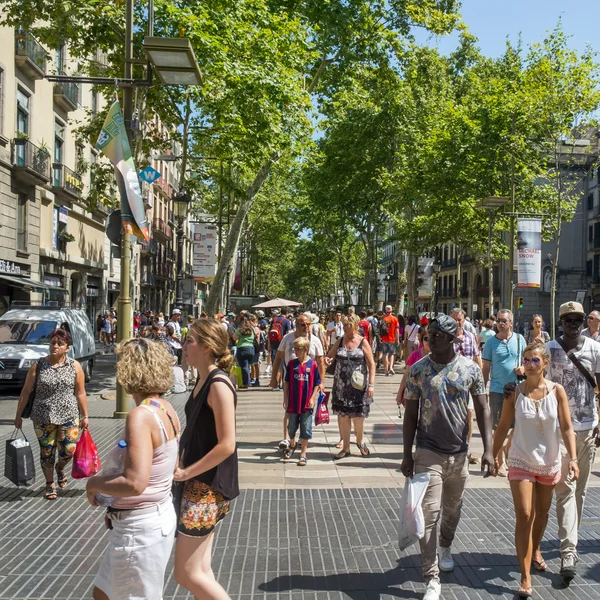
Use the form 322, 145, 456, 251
415, 0, 600, 58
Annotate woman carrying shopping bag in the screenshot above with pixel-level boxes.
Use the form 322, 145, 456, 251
14, 328, 89, 500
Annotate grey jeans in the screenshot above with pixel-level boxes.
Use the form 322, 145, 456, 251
555, 429, 597, 558
415, 447, 469, 581
489, 391, 505, 430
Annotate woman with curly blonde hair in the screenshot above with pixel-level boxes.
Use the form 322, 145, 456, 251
86, 338, 180, 600
174, 318, 238, 600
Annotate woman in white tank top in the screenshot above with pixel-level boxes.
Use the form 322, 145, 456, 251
492, 342, 578, 599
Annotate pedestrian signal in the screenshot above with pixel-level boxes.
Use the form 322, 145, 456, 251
518, 297, 523, 310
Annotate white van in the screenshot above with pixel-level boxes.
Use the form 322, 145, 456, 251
0, 305, 96, 385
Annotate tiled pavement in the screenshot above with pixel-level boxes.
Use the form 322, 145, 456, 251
1, 362, 600, 598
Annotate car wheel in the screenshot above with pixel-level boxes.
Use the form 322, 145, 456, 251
83, 360, 93, 383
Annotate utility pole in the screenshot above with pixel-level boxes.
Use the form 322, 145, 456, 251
114, 0, 134, 418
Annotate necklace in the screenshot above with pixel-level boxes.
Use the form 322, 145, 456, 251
141, 398, 178, 438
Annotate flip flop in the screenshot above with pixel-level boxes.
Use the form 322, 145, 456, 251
357, 443, 370, 457
44, 483, 57, 500
56, 468, 68, 489
532, 559, 547, 571
333, 450, 351, 460
283, 445, 296, 460
517, 586, 533, 599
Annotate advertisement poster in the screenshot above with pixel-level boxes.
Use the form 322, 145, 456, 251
517, 218, 542, 287
192, 223, 217, 282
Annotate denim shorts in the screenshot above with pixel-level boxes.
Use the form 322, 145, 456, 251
381, 342, 396, 355
288, 411, 313, 440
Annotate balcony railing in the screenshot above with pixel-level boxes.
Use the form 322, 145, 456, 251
153, 177, 172, 199
441, 258, 457, 269
155, 263, 173, 279
14, 30, 46, 79
53, 163, 83, 198
141, 271, 155, 286
53, 77, 79, 112
12, 138, 51, 184
461, 255, 476, 264
166, 248, 176, 262
152, 217, 173, 240
167, 210, 175, 225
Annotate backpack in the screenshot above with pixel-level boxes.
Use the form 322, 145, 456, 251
99, 316, 106, 328
379, 317, 390, 338
269, 316, 284, 343
359, 319, 371, 342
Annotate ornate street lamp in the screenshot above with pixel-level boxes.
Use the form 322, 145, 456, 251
173, 190, 192, 310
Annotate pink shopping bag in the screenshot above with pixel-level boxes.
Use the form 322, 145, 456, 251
72, 429, 101, 479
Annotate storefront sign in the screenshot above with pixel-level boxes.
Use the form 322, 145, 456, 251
0, 260, 23, 276
108, 281, 120, 292
58, 207, 69, 224
192, 223, 217, 282
86, 287, 99, 297
517, 218, 542, 288
44, 275, 62, 287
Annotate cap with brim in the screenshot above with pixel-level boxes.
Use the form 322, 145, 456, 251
227, 312, 235, 318
430, 314, 462, 344
559, 301, 586, 318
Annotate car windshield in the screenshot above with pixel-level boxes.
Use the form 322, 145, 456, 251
0, 320, 58, 344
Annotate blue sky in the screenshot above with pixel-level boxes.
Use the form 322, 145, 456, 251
415, 0, 600, 57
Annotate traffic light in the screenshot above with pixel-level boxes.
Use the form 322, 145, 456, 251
518, 297, 523, 310
403, 293, 408, 307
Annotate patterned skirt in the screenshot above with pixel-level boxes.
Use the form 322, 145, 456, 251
177, 479, 230, 537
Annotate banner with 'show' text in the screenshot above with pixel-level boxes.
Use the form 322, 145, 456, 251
517, 218, 542, 287
193, 222, 217, 282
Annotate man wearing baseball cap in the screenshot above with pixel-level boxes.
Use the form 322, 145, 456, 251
546, 301, 600, 582
402, 315, 493, 600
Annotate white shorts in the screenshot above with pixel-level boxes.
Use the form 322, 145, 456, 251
94, 499, 176, 600
467, 394, 474, 410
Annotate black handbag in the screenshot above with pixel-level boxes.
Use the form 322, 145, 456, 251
4, 429, 36, 487
20, 359, 41, 419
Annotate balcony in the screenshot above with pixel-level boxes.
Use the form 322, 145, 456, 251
155, 262, 173, 280
152, 217, 172, 242
440, 258, 457, 269
167, 210, 175, 226
153, 177, 172, 199
12, 138, 51, 185
166, 248, 176, 262
53, 77, 79, 112
53, 164, 83, 201
14, 30, 46, 80
461, 255, 476, 264
139, 239, 158, 255
439, 288, 456, 298
140, 271, 155, 286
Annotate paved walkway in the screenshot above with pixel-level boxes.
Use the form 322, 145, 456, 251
1, 363, 600, 598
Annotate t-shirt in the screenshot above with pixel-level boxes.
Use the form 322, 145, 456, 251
358, 319, 372, 342
405, 354, 486, 454
279, 331, 324, 368
406, 348, 426, 368
285, 358, 321, 414
167, 320, 181, 338
462, 320, 476, 335
405, 323, 419, 343
235, 328, 255, 348
479, 328, 495, 347
381, 315, 399, 343
546, 338, 600, 431
327, 321, 344, 343
482, 333, 526, 394
582, 328, 600, 342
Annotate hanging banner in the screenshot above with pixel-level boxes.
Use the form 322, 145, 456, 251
517, 218, 542, 287
96, 100, 149, 241
192, 223, 217, 282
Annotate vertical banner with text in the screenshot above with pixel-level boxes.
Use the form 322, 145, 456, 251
517, 218, 542, 287
193, 223, 217, 282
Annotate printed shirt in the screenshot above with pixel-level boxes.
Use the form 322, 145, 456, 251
285, 358, 321, 414
454, 330, 480, 361
381, 315, 399, 343
405, 354, 486, 454
481, 333, 526, 393
546, 337, 600, 431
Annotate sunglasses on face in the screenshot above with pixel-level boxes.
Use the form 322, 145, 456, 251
522, 357, 542, 366
587, 316, 599, 321
563, 317, 583, 326
497, 318, 509, 324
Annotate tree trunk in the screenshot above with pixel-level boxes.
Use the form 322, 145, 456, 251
406, 253, 418, 315
550, 149, 562, 339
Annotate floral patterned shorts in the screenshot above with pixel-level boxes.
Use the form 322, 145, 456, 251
178, 479, 230, 537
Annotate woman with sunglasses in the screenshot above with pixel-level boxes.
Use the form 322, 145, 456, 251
395, 327, 429, 418
493, 343, 578, 598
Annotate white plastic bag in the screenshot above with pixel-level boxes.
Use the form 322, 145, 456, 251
398, 472, 431, 551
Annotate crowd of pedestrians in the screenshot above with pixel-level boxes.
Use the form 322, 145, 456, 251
11, 299, 600, 600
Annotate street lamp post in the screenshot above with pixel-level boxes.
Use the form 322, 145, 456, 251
173, 191, 192, 311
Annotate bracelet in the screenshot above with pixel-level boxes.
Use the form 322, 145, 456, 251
368, 384, 374, 388
569, 458, 578, 463
81, 415, 89, 419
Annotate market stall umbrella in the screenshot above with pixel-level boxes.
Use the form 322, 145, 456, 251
252, 297, 303, 309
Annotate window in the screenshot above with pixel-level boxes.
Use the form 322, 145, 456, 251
17, 193, 27, 251
588, 194, 594, 211
595, 256, 600, 281
587, 260, 593, 277
0, 68, 4, 137
56, 45, 64, 73
90, 150, 97, 190
16, 89, 29, 135
543, 266, 552, 292
91, 90, 98, 114
590, 225, 594, 243
54, 120, 64, 187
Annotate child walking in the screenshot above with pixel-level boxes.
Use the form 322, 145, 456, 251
283, 337, 321, 466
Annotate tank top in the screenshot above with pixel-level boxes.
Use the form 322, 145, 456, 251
112, 404, 179, 510
31, 357, 78, 425
507, 383, 561, 475
180, 369, 239, 500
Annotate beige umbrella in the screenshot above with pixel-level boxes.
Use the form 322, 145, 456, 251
252, 297, 303, 309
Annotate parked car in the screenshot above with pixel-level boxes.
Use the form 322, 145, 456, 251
0, 305, 96, 385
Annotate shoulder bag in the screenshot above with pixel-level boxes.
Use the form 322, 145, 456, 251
326, 336, 343, 375
347, 337, 367, 390
556, 337, 599, 393
21, 359, 42, 419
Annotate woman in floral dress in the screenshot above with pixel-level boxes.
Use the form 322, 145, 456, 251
326, 315, 376, 459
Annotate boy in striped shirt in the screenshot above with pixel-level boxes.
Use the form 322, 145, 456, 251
283, 337, 321, 466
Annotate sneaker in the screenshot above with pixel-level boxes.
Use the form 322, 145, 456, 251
439, 547, 454, 572
423, 578, 441, 600
278, 439, 290, 450
389, 368, 396, 375
251, 379, 260, 387
560, 553, 577, 582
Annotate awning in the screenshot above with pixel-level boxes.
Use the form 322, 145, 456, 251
0, 273, 69, 295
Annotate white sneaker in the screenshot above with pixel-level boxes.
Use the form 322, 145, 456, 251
423, 578, 441, 600
439, 547, 454, 572
389, 368, 396, 375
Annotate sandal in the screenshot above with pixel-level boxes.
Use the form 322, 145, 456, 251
297, 456, 307, 466
357, 443, 370, 457
532, 558, 547, 571
333, 450, 351, 460
517, 586, 533, 598
283, 445, 296, 460
335, 440, 343, 449
469, 455, 479, 464
44, 483, 57, 500
56, 468, 68, 489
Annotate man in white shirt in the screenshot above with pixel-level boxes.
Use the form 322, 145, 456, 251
270, 313, 325, 451
546, 301, 600, 582
167, 308, 182, 339
327, 311, 344, 345
582, 310, 600, 341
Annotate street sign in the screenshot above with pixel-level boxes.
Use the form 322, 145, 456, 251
472, 303, 478, 313
138, 166, 162, 184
